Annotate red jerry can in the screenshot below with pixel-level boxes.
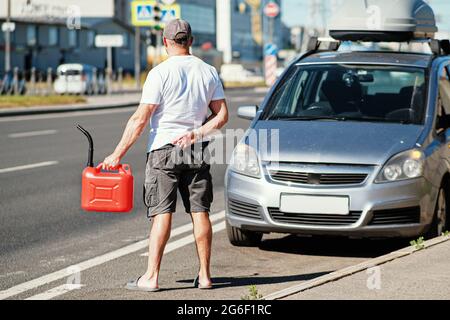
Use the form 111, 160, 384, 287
81, 164, 134, 212
77, 125, 134, 213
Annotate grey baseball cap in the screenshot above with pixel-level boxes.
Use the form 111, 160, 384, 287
163, 19, 192, 40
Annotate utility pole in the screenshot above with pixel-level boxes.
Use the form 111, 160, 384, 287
269, 15, 274, 44
153, 0, 163, 68
5, 0, 12, 73
106, 45, 113, 95
134, 27, 141, 89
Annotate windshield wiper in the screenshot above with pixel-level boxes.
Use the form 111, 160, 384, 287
339, 116, 414, 124
270, 115, 414, 124
271, 116, 347, 121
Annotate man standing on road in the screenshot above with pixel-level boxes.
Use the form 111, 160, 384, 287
102, 19, 228, 291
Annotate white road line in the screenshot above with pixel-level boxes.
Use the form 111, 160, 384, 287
25, 284, 84, 301
0, 107, 136, 123
0, 161, 59, 174
35, 221, 227, 300
8, 130, 58, 138
253, 87, 269, 93
0, 211, 225, 300
229, 97, 256, 103
141, 220, 226, 257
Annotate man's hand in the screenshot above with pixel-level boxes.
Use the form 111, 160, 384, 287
172, 130, 198, 149
102, 153, 121, 171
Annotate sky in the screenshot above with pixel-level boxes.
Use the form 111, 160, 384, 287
282, 0, 313, 27
281, 0, 450, 33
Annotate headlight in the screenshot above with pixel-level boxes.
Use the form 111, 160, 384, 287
375, 149, 424, 183
229, 143, 261, 178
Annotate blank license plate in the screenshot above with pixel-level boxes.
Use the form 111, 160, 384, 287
280, 194, 349, 215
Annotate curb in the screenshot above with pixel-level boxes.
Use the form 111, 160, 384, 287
0, 101, 140, 117
263, 234, 450, 300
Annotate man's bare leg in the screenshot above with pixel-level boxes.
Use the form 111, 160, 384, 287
138, 213, 172, 289
191, 212, 213, 287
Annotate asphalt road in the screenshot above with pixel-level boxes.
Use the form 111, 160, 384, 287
0, 88, 410, 300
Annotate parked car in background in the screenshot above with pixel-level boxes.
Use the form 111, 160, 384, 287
54, 64, 99, 95
220, 64, 264, 85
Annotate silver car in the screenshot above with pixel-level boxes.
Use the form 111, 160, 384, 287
225, 48, 450, 246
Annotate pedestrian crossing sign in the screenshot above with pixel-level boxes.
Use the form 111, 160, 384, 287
131, 1, 181, 27
137, 5, 153, 21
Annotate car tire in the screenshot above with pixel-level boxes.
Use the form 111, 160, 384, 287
425, 184, 449, 239
226, 221, 262, 247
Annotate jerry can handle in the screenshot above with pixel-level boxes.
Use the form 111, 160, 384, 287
96, 163, 132, 175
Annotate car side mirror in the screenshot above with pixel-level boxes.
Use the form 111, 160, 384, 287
237, 105, 258, 120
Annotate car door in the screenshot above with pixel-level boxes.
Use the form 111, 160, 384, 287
436, 64, 450, 173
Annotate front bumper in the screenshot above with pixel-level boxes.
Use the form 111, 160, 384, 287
225, 168, 438, 238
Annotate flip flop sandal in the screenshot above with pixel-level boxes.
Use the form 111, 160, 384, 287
193, 275, 213, 290
125, 276, 161, 292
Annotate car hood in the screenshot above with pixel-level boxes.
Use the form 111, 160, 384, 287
253, 120, 423, 165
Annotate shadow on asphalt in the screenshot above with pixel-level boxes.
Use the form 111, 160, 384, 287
257, 235, 410, 258
173, 271, 330, 291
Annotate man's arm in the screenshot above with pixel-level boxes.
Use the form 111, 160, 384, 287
102, 103, 158, 170
172, 99, 229, 149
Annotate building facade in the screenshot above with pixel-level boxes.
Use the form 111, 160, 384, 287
0, 0, 217, 75
0, 0, 145, 75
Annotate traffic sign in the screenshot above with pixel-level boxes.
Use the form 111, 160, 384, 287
264, 43, 278, 56
95, 35, 124, 48
131, 1, 181, 27
264, 1, 280, 18
2, 22, 16, 32
264, 42, 278, 87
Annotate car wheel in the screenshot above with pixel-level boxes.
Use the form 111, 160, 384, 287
226, 221, 262, 247
426, 185, 449, 239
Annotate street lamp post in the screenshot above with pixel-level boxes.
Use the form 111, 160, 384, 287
5, 0, 12, 73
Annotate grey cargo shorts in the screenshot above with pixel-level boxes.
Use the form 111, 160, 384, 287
143, 142, 213, 218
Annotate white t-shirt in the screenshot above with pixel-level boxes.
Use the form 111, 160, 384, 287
140, 55, 225, 152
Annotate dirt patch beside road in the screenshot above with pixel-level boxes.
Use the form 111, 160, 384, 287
0, 95, 86, 109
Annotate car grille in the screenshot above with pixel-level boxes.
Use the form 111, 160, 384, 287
268, 208, 362, 226
228, 199, 262, 220
369, 207, 421, 225
269, 170, 368, 185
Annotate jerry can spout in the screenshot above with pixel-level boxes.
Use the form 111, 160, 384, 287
76, 124, 94, 168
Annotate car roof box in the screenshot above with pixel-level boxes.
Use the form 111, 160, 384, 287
329, 0, 437, 42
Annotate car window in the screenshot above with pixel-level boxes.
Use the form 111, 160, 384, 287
366, 70, 424, 94
439, 66, 450, 116
268, 69, 310, 116
263, 64, 426, 125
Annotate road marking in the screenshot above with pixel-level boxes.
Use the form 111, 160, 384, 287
253, 87, 269, 93
0, 161, 59, 174
141, 220, 226, 257
8, 130, 58, 138
25, 284, 84, 300
34, 221, 227, 300
23, 220, 226, 300
0, 107, 136, 123
0, 211, 225, 300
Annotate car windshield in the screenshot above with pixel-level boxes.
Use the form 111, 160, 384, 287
59, 70, 82, 76
263, 64, 426, 124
